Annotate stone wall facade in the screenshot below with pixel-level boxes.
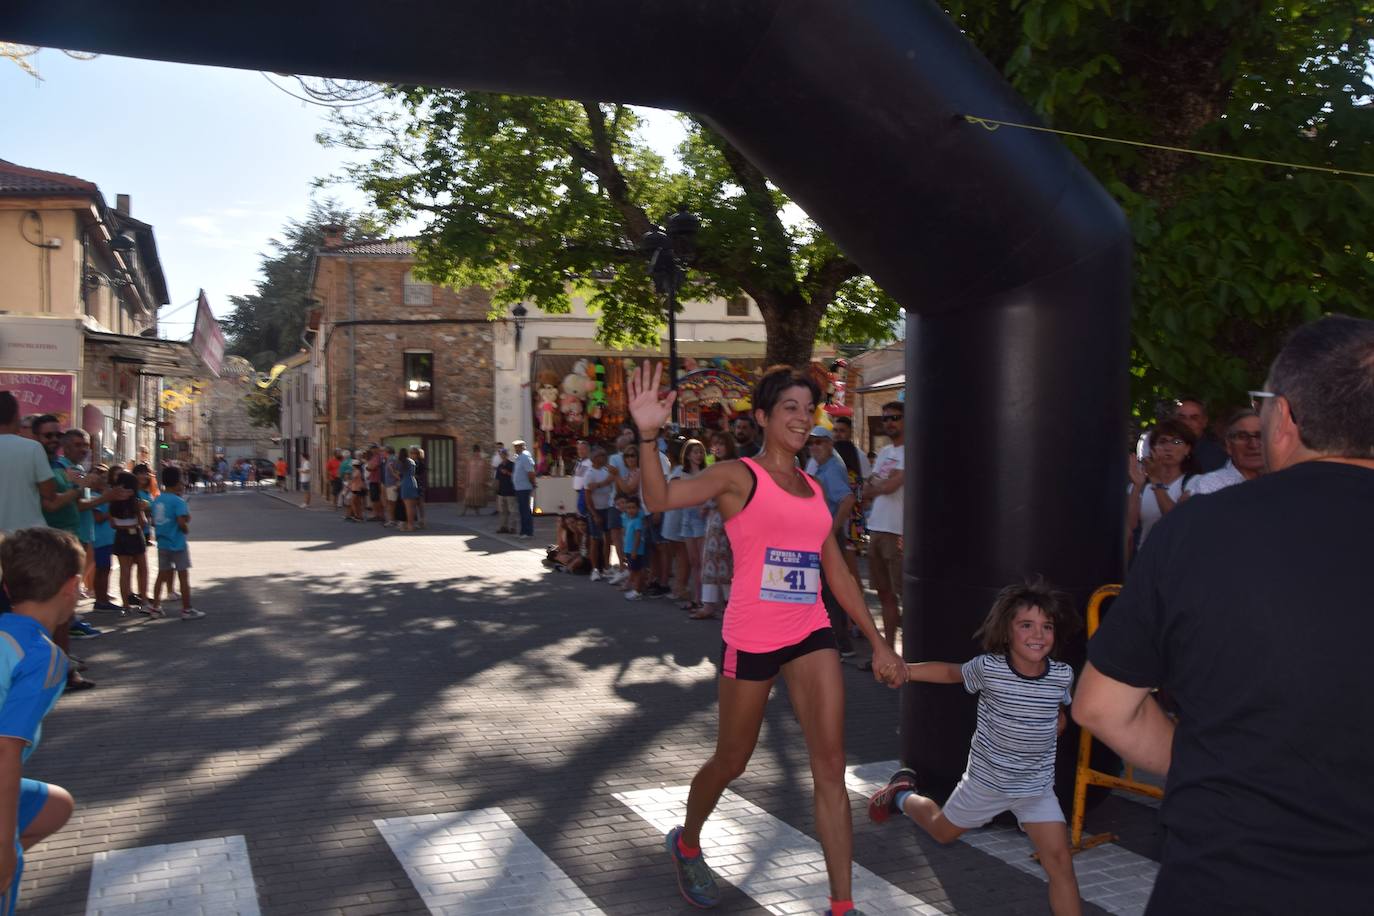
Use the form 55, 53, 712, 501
312, 242, 495, 502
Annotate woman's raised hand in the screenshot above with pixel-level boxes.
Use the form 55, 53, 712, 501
627, 360, 675, 438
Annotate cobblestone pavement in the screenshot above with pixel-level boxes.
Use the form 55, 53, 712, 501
23, 489, 1162, 915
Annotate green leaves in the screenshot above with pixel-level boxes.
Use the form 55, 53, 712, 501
322, 92, 896, 364
948, 0, 1374, 416
221, 202, 380, 369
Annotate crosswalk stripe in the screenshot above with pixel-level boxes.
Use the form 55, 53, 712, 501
846, 761, 1159, 916
374, 809, 606, 915
84, 835, 261, 916
615, 785, 942, 914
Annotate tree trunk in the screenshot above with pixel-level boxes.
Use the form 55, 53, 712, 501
756, 292, 823, 367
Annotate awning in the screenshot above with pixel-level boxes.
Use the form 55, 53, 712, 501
856, 372, 905, 393
83, 330, 215, 378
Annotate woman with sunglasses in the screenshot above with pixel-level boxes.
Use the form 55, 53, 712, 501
1126, 418, 1196, 562
630, 361, 902, 915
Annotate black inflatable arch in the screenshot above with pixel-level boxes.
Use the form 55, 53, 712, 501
2, 0, 1131, 796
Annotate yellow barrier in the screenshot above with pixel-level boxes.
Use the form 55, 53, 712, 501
1069, 584, 1164, 852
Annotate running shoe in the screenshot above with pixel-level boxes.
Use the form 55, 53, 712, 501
180, 608, 206, 620
608, 569, 629, 585
91, 601, 125, 613
624, 590, 641, 601
867, 767, 918, 824
826, 910, 866, 916
665, 827, 720, 908
590, 569, 603, 582
68, 619, 102, 639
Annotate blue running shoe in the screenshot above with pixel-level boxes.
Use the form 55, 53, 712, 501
665, 826, 721, 908
68, 619, 102, 639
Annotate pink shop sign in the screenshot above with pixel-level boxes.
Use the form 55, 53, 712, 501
0, 372, 77, 426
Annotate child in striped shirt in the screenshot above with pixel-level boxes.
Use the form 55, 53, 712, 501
868, 578, 1084, 915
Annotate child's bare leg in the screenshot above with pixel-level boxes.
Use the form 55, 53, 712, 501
94, 566, 112, 604
118, 557, 133, 604
177, 570, 192, 611
900, 792, 967, 845
1022, 821, 1082, 916
135, 556, 148, 599
152, 569, 168, 606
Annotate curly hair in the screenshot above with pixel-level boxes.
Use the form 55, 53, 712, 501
972, 576, 1080, 658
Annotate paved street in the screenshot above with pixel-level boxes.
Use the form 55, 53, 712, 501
23, 490, 1162, 915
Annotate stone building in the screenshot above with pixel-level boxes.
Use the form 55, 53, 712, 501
309, 233, 495, 503
199, 355, 278, 463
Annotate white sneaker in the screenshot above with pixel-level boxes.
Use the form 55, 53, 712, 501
608, 569, 628, 585
180, 608, 206, 620
589, 569, 603, 582
624, 590, 641, 601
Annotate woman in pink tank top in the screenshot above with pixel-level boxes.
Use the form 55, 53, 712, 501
630, 362, 904, 915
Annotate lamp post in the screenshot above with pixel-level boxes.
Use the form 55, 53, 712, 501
511, 302, 528, 352
641, 207, 700, 426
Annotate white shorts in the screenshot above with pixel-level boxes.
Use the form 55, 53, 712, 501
942, 774, 1064, 829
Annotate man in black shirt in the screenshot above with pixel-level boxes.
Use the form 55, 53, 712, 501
1173, 397, 1227, 473
731, 415, 760, 459
1075, 315, 1374, 915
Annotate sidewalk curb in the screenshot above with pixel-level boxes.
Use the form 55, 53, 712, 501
258, 489, 548, 552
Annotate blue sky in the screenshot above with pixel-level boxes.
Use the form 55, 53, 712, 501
1, 49, 685, 336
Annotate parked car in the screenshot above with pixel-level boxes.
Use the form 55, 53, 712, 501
253, 458, 277, 479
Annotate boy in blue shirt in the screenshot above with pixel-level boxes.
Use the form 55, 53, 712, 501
620, 498, 649, 601
0, 527, 79, 915
149, 467, 203, 620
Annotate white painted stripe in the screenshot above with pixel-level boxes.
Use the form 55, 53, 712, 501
615, 786, 942, 915
374, 809, 605, 916
85, 834, 261, 916
846, 761, 1159, 916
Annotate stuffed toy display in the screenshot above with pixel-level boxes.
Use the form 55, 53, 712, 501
538, 383, 559, 435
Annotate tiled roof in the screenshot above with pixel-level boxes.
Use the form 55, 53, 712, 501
0, 159, 100, 197
324, 238, 416, 256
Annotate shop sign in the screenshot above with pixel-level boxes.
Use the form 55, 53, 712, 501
0, 371, 77, 425
0, 316, 81, 371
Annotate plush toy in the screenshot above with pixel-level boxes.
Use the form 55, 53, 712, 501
562, 359, 592, 401
559, 391, 584, 430
538, 383, 559, 434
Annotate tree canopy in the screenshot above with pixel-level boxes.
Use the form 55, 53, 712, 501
323, 96, 901, 367
324, 1, 1373, 409
946, 0, 1373, 414
220, 202, 380, 369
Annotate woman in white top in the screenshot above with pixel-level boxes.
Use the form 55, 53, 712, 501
1125, 419, 1195, 562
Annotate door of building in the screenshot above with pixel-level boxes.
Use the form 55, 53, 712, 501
422, 435, 456, 502
387, 435, 458, 502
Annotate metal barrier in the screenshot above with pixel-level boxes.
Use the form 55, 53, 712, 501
1069, 584, 1164, 852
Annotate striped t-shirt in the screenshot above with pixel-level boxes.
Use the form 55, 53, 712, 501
961, 653, 1073, 796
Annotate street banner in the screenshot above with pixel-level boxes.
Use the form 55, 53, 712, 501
190, 289, 225, 378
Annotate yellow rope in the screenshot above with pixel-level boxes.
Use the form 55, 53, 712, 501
962, 114, 1374, 180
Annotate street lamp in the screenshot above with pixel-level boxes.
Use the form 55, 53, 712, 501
641, 206, 700, 425
511, 302, 528, 352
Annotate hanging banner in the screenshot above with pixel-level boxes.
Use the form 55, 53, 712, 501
190, 289, 225, 378
0, 371, 77, 426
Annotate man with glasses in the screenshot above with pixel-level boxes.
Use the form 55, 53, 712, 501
863, 401, 905, 657
1184, 409, 1264, 496
1076, 315, 1374, 915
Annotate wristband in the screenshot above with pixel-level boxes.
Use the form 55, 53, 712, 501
637, 432, 659, 443
1152, 482, 1169, 491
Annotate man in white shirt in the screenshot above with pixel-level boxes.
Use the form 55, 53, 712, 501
1185, 409, 1264, 496
0, 393, 72, 614
571, 440, 593, 516
865, 401, 906, 653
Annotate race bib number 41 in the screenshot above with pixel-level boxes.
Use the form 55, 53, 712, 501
760, 547, 821, 604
